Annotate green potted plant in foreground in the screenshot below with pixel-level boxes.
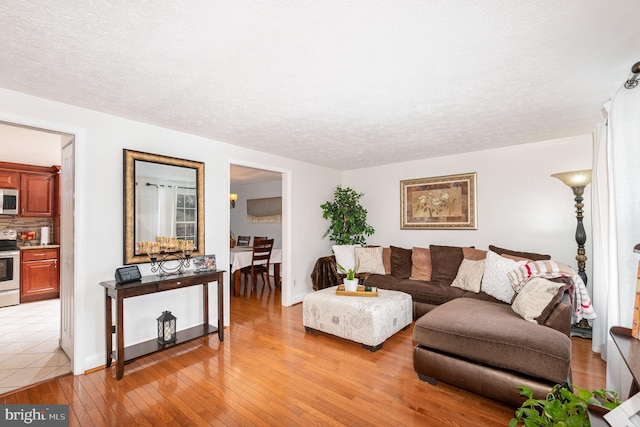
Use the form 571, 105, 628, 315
337, 260, 360, 292
510, 383, 621, 427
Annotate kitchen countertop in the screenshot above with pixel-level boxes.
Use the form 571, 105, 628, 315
18, 244, 60, 250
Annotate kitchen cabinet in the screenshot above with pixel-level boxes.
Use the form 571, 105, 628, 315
0, 169, 20, 189
21, 247, 60, 303
20, 173, 55, 217
0, 161, 59, 218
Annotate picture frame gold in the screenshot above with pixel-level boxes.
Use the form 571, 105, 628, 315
400, 172, 477, 230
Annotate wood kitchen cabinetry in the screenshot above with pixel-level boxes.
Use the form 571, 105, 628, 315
20, 172, 55, 217
0, 169, 20, 188
20, 247, 60, 303
0, 161, 59, 218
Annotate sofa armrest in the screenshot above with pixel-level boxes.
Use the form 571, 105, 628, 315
542, 291, 572, 337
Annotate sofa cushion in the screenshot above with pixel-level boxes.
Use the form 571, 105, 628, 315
382, 247, 391, 274
413, 298, 571, 384
511, 277, 568, 324
488, 245, 551, 262
390, 246, 412, 278
355, 246, 386, 274
332, 244, 360, 272
462, 247, 487, 260
429, 245, 464, 283
410, 246, 431, 281
451, 259, 485, 293
481, 251, 526, 303
365, 274, 466, 306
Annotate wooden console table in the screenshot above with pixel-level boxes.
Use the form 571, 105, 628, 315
100, 270, 225, 380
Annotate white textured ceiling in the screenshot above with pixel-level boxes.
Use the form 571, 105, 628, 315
1, 1, 639, 170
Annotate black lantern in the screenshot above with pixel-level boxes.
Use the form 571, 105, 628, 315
157, 311, 176, 345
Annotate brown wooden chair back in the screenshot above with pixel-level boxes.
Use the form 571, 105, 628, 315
236, 235, 250, 246
252, 236, 267, 246
251, 238, 274, 265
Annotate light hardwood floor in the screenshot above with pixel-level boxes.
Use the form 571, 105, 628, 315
0, 279, 605, 426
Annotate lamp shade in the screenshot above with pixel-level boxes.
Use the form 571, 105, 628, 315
551, 170, 592, 188
229, 193, 238, 202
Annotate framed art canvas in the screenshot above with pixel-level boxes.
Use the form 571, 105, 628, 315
400, 172, 477, 230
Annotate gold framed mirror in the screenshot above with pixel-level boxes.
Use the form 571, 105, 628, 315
123, 149, 205, 264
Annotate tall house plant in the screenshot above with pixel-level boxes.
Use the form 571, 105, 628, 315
321, 186, 375, 245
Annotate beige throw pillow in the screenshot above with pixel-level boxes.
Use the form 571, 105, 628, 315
354, 246, 385, 274
511, 277, 565, 323
451, 259, 485, 293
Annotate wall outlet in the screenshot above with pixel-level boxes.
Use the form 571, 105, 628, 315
293, 279, 296, 286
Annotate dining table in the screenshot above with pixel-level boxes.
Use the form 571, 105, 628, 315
230, 246, 282, 296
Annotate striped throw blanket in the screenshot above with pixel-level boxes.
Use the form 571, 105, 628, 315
507, 260, 596, 323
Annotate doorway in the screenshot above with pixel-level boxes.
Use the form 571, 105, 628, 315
0, 121, 75, 393
229, 163, 289, 306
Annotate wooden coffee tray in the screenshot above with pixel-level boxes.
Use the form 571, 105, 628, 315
336, 285, 379, 297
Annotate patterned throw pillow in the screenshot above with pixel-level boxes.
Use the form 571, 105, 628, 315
480, 251, 527, 303
451, 259, 485, 293
355, 246, 385, 274
511, 277, 566, 323
332, 245, 361, 272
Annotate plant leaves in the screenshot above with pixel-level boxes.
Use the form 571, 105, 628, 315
321, 185, 375, 245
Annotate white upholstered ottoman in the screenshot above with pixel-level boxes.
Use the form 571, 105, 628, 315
303, 286, 412, 351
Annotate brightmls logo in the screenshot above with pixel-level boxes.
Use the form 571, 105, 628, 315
1, 405, 69, 426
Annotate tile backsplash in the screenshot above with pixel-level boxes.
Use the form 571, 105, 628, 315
0, 217, 54, 244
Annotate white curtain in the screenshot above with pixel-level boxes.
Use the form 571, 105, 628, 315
135, 183, 177, 242
591, 84, 640, 395
157, 185, 177, 238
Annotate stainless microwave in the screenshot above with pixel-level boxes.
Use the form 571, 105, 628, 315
0, 189, 18, 215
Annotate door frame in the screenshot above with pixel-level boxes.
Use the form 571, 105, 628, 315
228, 159, 292, 308
0, 113, 86, 375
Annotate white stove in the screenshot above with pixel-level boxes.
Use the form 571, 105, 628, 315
0, 229, 20, 307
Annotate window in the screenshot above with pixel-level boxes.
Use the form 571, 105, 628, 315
175, 192, 196, 243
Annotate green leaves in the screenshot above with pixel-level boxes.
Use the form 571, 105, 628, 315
321, 186, 375, 245
510, 383, 622, 426
336, 260, 360, 280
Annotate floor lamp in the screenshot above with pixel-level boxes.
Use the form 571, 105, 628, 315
551, 169, 592, 286
551, 169, 591, 285
552, 169, 592, 334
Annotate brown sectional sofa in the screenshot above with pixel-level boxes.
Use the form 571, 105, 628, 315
310, 244, 573, 407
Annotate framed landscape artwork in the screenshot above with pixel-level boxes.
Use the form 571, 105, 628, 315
400, 172, 477, 230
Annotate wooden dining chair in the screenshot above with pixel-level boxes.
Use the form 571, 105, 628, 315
252, 236, 267, 246
240, 238, 274, 293
236, 235, 250, 246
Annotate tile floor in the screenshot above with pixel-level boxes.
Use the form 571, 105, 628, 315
0, 299, 71, 396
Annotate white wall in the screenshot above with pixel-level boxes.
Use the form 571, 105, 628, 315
0, 88, 341, 375
342, 135, 594, 282
230, 179, 282, 248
